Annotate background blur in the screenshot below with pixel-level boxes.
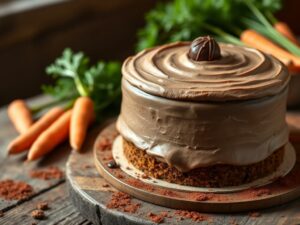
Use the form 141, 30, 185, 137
0, 0, 298, 106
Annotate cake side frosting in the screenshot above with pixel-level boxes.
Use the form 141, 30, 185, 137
118, 41, 290, 172
122, 42, 289, 102
117, 80, 289, 172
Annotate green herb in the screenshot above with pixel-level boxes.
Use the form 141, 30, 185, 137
137, 0, 300, 56
40, 48, 121, 117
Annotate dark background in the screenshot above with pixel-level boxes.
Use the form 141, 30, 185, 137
0, 0, 298, 106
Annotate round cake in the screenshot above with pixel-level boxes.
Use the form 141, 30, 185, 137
116, 36, 290, 187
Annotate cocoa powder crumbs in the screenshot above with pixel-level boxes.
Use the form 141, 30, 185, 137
175, 210, 209, 222
189, 192, 214, 201
250, 188, 271, 197
0, 210, 4, 217
29, 166, 64, 180
31, 209, 45, 220
102, 155, 113, 161
148, 212, 168, 224
141, 174, 150, 179
98, 138, 112, 151
37, 202, 49, 210
126, 179, 155, 191
158, 189, 177, 197
106, 192, 140, 213
0, 180, 34, 200
116, 174, 124, 179
102, 184, 110, 188
249, 212, 261, 218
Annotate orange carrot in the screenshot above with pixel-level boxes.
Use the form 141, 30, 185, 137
27, 109, 72, 161
7, 100, 33, 133
274, 22, 299, 46
240, 29, 300, 70
8, 107, 64, 154
70, 97, 95, 151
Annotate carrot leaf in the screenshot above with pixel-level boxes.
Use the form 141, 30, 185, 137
43, 49, 121, 117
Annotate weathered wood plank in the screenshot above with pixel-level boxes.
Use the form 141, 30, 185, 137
0, 183, 92, 225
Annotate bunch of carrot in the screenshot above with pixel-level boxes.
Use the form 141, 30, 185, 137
7, 97, 95, 160
240, 22, 300, 72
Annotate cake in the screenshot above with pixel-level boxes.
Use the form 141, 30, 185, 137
116, 36, 290, 187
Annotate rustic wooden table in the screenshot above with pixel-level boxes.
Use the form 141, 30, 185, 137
0, 96, 300, 225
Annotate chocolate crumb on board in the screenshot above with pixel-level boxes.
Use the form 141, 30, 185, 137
116, 173, 124, 179
102, 155, 113, 161
126, 178, 155, 192
98, 138, 112, 151
147, 212, 166, 224
175, 210, 209, 222
250, 188, 271, 197
106, 192, 140, 213
107, 160, 119, 169
31, 209, 45, 220
31, 222, 37, 225
141, 174, 150, 179
190, 192, 213, 201
29, 166, 64, 180
249, 211, 261, 218
102, 184, 110, 188
37, 202, 49, 210
0, 210, 4, 217
158, 189, 177, 197
0, 179, 34, 200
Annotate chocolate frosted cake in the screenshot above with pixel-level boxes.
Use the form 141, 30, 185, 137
116, 36, 290, 187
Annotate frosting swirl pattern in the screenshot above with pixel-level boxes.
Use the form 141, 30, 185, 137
122, 42, 289, 101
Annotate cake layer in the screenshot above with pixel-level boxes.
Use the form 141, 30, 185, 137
122, 42, 289, 102
117, 80, 289, 172
123, 138, 285, 188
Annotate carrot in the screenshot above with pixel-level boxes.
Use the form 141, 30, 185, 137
27, 109, 72, 161
240, 29, 300, 70
7, 100, 33, 133
8, 107, 64, 154
274, 22, 299, 46
70, 97, 95, 151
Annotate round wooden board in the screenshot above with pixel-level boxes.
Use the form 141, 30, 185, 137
67, 120, 300, 225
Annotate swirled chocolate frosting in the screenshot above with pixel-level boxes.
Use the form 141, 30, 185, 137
117, 40, 290, 172
122, 42, 289, 101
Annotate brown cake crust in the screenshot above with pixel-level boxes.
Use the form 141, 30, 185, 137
123, 138, 284, 187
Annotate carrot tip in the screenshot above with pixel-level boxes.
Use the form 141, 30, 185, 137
26, 155, 34, 161
7, 145, 17, 155
71, 143, 81, 151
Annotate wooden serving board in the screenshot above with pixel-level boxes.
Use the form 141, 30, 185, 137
67, 118, 300, 225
